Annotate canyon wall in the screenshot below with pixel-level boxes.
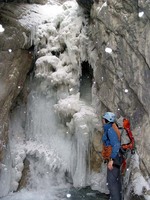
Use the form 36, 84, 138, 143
78, 0, 150, 173
0, 4, 33, 165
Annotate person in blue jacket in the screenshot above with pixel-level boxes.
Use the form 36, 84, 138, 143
102, 112, 122, 200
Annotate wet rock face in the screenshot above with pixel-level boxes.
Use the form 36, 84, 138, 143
90, 131, 103, 172
0, 6, 33, 162
87, 0, 150, 171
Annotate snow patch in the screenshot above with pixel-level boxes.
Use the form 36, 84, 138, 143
130, 153, 150, 198
97, 2, 107, 14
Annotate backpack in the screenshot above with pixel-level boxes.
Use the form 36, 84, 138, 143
115, 118, 135, 175
119, 118, 135, 154
112, 118, 135, 152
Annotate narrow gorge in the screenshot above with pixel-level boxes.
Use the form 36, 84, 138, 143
0, 0, 150, 200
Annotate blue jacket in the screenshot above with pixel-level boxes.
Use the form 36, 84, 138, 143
102, 123, 121, 159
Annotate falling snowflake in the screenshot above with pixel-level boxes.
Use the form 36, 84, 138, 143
105, 47, 112, 54
124, 89, 128, 93
0, 24, 5, 32
138, 11, 144, 17
8, 49, 12, 53
66, 194, 71, 198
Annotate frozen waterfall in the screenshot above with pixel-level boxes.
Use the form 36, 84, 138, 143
0, 1, 103, 199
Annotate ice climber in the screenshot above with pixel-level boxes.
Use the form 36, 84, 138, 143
102, 112, 122, 200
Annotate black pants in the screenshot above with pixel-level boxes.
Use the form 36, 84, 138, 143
107, 166, 122, 200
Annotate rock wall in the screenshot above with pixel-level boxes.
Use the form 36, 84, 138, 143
0, 6, 33, 163
77, 0, 150, 180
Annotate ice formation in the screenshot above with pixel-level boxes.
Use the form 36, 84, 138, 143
125, 153, 150, 200
0, 0, 100, 198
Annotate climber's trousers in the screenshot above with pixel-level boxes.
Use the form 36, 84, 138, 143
107, 166, 122, 200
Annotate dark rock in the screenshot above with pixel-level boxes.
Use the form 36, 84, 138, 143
76, 0, 94, 12
17, 158, 30, 191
